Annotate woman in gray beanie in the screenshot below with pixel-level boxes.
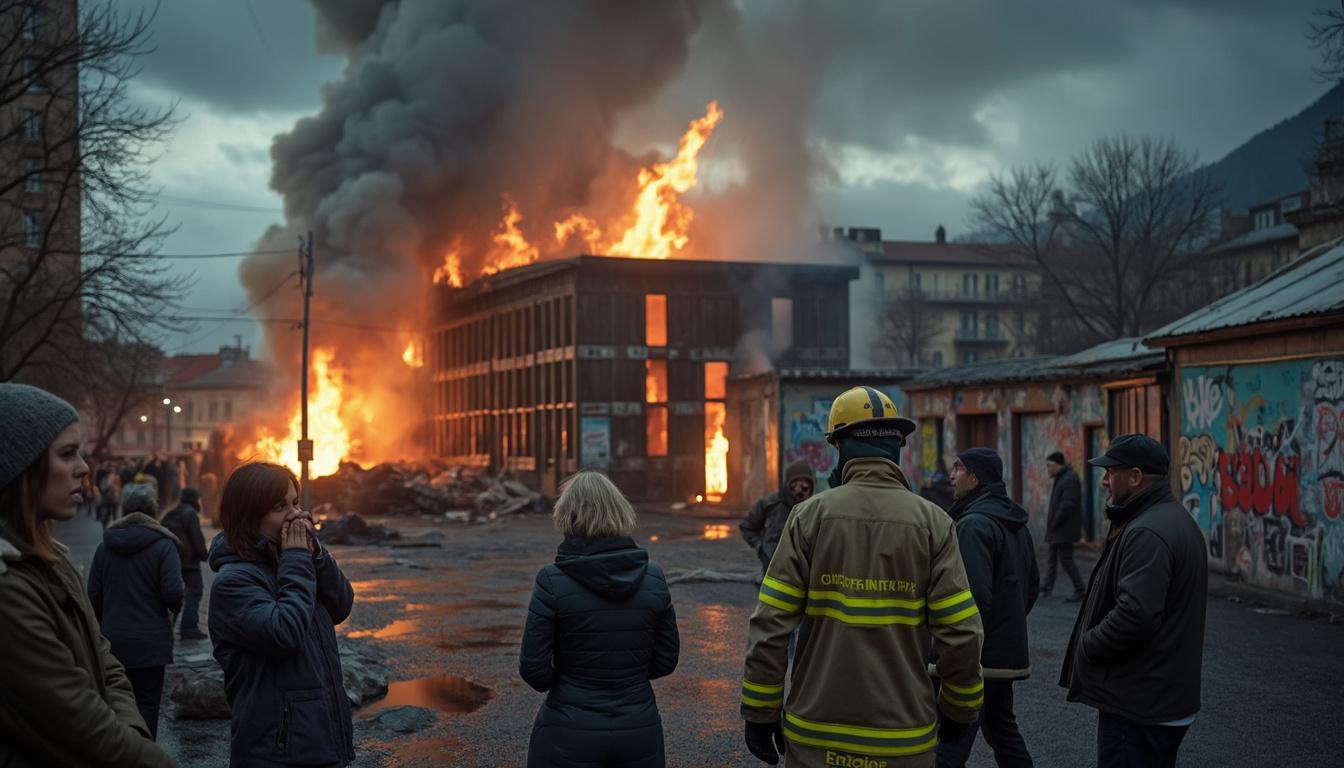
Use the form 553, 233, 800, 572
0, 383, 175, 767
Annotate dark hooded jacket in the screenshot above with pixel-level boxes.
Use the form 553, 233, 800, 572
740, 460, 813, 570
519, 536, 679, 767
160, 501, 209, 569
1046, 465, 1083, 544
0, 525, 174, 768
946, 482, 1039, 678
1059, 481, 1207, 724
87, 513, 184, 669
207, 533, 355, 768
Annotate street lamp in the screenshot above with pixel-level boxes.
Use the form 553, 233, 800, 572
162, 397, 177, 453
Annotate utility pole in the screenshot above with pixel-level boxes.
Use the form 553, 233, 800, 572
297, 232, 315, 510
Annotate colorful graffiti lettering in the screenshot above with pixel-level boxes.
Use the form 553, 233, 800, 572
1178, 434, 1217, 494
1180, 359, 1344, 601
1216, 447, 1303, 527
1183, 374, 1225, 430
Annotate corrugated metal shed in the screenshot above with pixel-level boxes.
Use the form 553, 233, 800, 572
1147, 238, 1344, 343
904, 337, 1166, 391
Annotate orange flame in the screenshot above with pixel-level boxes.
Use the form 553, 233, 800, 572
402, 339, 424, 368
608, 101, 723, 260
250, 347, 352, 479
554, 213, 603, 252
703, 523, 731, 540
705, 401, 728, 502
432, 249, 463, 287
483, 194, 539, 275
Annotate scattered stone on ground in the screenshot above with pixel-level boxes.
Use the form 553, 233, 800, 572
318, 512, 402, 546
369, 706, 438, 734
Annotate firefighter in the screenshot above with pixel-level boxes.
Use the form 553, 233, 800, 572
740, 386, 985, 768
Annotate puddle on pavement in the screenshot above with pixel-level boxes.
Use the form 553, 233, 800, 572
346, 618, 423, 640
437, 624, 520, 652
360, 675, 493, 718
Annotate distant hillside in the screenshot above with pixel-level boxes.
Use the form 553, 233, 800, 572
1203, 83, 1344, 211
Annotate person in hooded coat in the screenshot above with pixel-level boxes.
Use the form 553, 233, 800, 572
519, 471, 680, 768
937, 448, 1040, 768
739, 459, 815, 575
87, 483, 185, 740
0, 383, 175, 768
208, 462, 355, 768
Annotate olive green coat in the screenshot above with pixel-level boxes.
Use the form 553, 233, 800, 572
0, 526, 175, 767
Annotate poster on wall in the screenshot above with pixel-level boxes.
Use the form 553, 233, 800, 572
579, 417, 610, 471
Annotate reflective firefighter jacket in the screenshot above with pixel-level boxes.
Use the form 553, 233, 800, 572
741, 458, 985, 766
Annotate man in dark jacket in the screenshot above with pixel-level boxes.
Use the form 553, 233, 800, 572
160, 487, 209, 640
1043, 452, 1086, 601
87, 484, 185, 740
919, 460, 956, 511
938, 447, 1039, 768
1060, 434, 1207, 768
740, 459, 814, 575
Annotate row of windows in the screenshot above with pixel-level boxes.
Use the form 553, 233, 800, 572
877, 270, 1028, 297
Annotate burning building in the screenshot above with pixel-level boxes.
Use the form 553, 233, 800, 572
428, 255, 856, 500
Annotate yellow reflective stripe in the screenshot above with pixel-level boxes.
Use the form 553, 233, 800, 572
942, 688, 984, 709
758, 592, 802, 613
782, 713, 939, 757
782, 730, 937, 757
785, 713, 936, 740
929, 604, 980, 625
741, 693, 783, 708
806, 589, 926, 609
941, 679, 984, 695
762, 575, 804, 598
805, 606, 925, 626
742, 679, 784, 695
928, 589, 973, 610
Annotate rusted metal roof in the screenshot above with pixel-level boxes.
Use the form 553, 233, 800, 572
904, 337, 1166, 391
1146, 238, 1344, 343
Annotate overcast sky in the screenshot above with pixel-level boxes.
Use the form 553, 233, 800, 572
113, 0, 1334, 356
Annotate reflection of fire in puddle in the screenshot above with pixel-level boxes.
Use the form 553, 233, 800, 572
702, 524, 731, 540
360, 675, 493, 718
346, 618, 423, 640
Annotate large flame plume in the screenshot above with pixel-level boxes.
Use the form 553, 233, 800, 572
250, 348, 353, 478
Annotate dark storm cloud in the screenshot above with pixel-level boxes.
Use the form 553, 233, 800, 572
111, 0, 342, 112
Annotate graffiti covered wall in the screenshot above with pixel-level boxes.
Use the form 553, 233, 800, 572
1178, 359, 1344, 601
780, 384, 914, 492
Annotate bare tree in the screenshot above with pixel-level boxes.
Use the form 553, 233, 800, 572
1310, 1, 1344, 83
81, 334, 162, 461
0, 1, 184, 390
970, 135, 1219, 345
875, 288, 942, 368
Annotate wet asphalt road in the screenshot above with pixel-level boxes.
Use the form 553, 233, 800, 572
56, 510, 1344, 768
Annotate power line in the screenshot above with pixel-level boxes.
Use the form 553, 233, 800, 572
84, 248, 296, 260
159, 194, 284, 215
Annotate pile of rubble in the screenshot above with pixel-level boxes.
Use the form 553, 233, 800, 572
310, 461, 545, 521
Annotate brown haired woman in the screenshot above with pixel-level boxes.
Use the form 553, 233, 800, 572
0, 384, 175, 767
207, 462, 355, 767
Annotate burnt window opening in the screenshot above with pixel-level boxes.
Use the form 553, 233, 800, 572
771, 297, 793, 352
646, 406, 668, 457
645, 359, 668, 404
645, 294, 667, 347
703, 361, 728, 400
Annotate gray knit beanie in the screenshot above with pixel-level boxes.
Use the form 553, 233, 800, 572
120, 482, 159, 516
0, 383, 80, 490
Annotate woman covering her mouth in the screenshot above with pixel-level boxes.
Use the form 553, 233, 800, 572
0, 383, 176, 767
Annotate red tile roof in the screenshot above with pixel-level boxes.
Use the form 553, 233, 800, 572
162, 354, 220, 387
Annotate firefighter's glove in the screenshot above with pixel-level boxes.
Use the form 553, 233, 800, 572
745, 720, 786, 765
938, 714, 973, 745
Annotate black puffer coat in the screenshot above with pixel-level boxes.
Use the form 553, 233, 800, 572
208, 533, 355, 768
519, 536, 679, 768
87, 513, 184, 669
947, 482, 1040, 679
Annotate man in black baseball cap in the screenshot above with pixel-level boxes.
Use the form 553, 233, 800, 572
1059, 434, 1207, 768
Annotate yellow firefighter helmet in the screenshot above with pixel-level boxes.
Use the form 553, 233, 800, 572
825, 386, 917, 445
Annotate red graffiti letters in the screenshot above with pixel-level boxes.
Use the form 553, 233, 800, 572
1217, 447, 1304, 528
